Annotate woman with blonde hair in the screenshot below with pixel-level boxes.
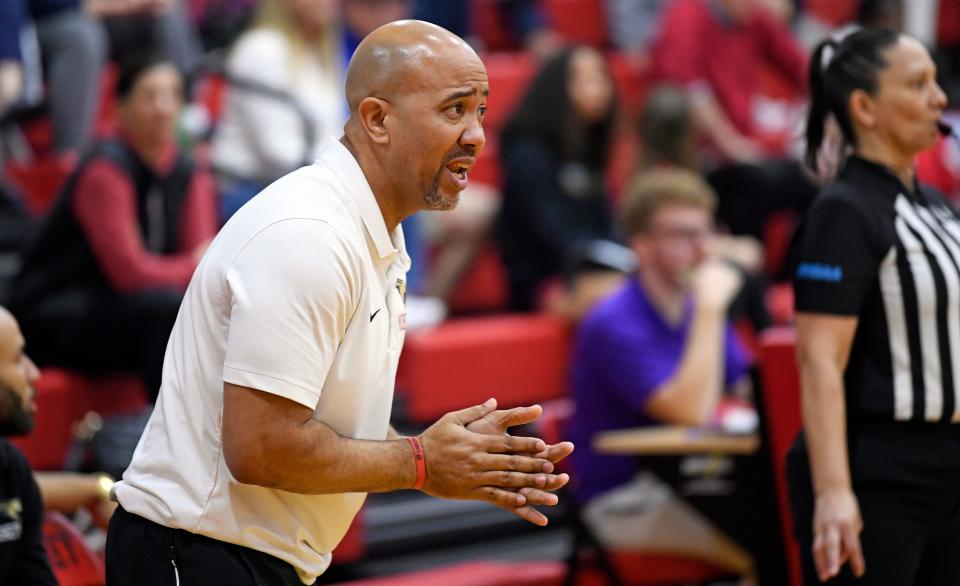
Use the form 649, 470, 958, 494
211, 0, 344, 219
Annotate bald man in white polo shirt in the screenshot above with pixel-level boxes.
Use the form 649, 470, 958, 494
103, 19, 574, 586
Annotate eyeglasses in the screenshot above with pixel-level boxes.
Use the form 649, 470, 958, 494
647, 224, 714, 243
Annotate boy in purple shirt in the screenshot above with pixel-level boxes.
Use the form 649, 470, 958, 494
568, 168, 757, 578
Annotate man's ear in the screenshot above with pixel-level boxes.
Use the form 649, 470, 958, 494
357, 97, 391, 145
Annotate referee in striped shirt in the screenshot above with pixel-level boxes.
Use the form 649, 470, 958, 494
788, 29, 958, 585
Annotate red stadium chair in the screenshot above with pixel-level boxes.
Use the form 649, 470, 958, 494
396, 315, 571, 423
93, 65, 118, 139
327, 560, 565, 586
331, 508, 367, 566
4, 157, 75, 216
762, 210, 797, 278
766, 283, 795, 326
446, 244, 510, 314
481, 52, 537, 138
804, 0, 858, 26
542, 0, 609, 48
916, 134, 960, 204
756, 327, 803, 586
11, 369, 148, 471
940, 0, 960, 46
16, 66, 118, 157
43, 512, 106, 586
472, 0, 522, 51
576, 554, 732, 586
607, 52, 648, 114
470, 143, 502, 188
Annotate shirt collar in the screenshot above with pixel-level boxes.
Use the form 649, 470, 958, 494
316, 138, 402, 261
842, 155, 921, 200
627, 273, 693, 333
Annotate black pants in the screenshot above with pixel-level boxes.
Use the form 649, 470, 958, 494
106, 505, 310, 586
17, 289, 182, 402
707, 159, 818, 241
788, 421, 960, 585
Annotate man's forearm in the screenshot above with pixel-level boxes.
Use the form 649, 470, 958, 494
35, 472, 106, 512
230, 418, 416, 494
670, 303, 727, 421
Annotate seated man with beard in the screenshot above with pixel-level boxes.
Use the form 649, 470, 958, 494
0, 306, 56, 584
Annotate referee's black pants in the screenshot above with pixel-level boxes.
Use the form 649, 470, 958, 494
105, 505, 312, 585
788, 421, 960, 585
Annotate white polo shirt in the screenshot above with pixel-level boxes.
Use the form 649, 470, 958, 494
114, 139, 410, 584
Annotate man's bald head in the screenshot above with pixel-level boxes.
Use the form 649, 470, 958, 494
340, 19, 488, 228
345, 20, 482, 113
0, 307, 16, 345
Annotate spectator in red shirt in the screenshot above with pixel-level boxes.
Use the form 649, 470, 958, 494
650, 0, 818, 242
9, 53, 217, 402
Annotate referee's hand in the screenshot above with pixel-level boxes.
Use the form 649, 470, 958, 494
813, 488, 865, 581
417, 399, 568, 518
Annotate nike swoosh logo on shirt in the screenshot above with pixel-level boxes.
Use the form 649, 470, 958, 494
370, 308, 382, 322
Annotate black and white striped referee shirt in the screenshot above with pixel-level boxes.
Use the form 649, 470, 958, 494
794, 155, 960, 423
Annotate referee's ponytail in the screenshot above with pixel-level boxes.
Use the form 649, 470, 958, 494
804, 28, 900, 174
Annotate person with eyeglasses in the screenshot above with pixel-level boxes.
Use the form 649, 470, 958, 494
568, 167, 766, 582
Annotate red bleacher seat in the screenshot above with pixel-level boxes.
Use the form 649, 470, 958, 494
17, 66, 117, 159
607, 52, 647, 114
577, 553, 731, 586
396, 315, 571, 423
762, 210, 797, 278
4, 157, 74, 216
542, 0, 609, 48
327, 560, 565, 586
11, 369, 148, 471
93, 65, 118, 139
482, 52, 537, 137
470, 143, 502, 188
195, 73, 229, 124
766, 283, 795, 326
472, 0, 520, 51
805, 0, 858, 26
446, 245, 509, 314
331, 508, 367, 566
757, 327, 802, 586
43, 512, 105, 586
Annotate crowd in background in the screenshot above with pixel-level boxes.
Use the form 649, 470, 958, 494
2, 0, 960, 330
1, 0, 960, 582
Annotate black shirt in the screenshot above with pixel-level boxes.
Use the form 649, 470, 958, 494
11, 138, 194, 318
496, 136, 615, 311
0, 439, 57, 584
793, 155, 960, 423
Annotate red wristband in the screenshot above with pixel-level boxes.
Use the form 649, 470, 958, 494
406, 436, 426, 490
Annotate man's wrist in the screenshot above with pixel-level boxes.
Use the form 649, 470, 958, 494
693, 298, 729, 317
406, 436, 426, 490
